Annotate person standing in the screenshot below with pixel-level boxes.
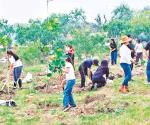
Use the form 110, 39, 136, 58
7, 50, 23, 89
62, 57, 76, 111
135, 39, 143, 65
144, 41, 150, 84
65, 45, 75, 68
127, 35, 135, 71
119, 36, 135, 93
79, 58, 99, 88
110, 38, 117, 65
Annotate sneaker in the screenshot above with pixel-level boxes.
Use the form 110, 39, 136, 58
70, 106, 76, 111
13, 86, 17, 89
63, 107, 70, 112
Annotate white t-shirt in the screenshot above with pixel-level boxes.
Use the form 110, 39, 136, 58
9, 56, 23, 68
65, 62, 75, 80
120, 44, 132, 64
135, 43, 143, 53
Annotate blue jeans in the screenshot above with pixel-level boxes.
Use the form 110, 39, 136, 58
146, 60, 150, 82
111, 50, 117, 65
63, 79, 76, 109
13, 66, 23, 83
120, 63, 131, 86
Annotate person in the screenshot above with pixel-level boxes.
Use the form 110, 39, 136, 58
65, 45, 75, 67
127, 35, 135, 71
144, 41, 150, 84
135, 39, 143, 65
62, 57, 76, 111
119, 36, 135, 93
79, 59, 99, 88
79, 58, 99, 88
91, 60, 109, 90
110, 38, 117, 65
7, 50, 23, 89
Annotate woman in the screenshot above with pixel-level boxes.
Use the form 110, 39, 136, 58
119, 36, 135, 93
7, 50, 23, 89
62, 57, 76, 111
110, 38, 117, 65
91, 60, 109, 90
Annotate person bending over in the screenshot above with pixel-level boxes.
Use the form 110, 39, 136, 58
91, 60, 109, 90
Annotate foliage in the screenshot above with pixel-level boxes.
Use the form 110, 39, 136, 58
112, 4, 133, 20
130, 10, 150, 41
0, 35, 11, 47
17, 41, 45, 64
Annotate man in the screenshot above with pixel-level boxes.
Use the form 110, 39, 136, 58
145, 41, 150, 84
79, 58, 99, 88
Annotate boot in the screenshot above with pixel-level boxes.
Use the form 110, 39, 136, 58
119, 85, 127, 93
18, 79, 22, 89
119, 85, 124, 92
13, 82, 17, 89
125, 86, 129, 92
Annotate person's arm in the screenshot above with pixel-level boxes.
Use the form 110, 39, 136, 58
144, 43, 149, 59
144, 49, 148, 59
87, 68, 92, 83
106, 68, 109, 78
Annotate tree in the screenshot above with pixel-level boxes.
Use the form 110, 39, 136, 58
112, 4, 133, 21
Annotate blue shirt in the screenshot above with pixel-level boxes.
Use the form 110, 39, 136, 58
82, 59, 93, 69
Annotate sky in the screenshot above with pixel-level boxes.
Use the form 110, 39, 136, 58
0, 0, 150, 24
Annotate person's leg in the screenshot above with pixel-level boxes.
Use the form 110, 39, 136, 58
13, 68, 17, 88
15, 66, 23, 88
96, 77, 106, 88
146, 60, 150, 83
79, 66, 85, 88
68, 80, 76, 107
111, 51, 114, 65
136, 53, 140, 64
121, 63, 131, 86
139, 53, 143, 64
63, 80, 76, 109
114, 50, 117, 64
130, 63, 133, 71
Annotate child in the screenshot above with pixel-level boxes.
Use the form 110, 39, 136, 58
91, 60, 109, 90
7, 50, 23, 89
62, 57, 76, 112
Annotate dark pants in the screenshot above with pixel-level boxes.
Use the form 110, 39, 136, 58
111, 50, 117, 65
13, 66, 23, 87
136, 52, 143, 63
79, 65, 92, 88
130, 63, 133, 71
120, 63, 131, 86
63, 79, 76, 109
91, 77, 106, 90
146, 60, 150, 82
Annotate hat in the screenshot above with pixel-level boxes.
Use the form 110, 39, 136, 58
121, 36, 132, 44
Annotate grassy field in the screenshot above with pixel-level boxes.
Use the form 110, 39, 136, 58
0, 62, 150, 125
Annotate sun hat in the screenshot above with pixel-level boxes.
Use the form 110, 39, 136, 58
121, 35, 132, 44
